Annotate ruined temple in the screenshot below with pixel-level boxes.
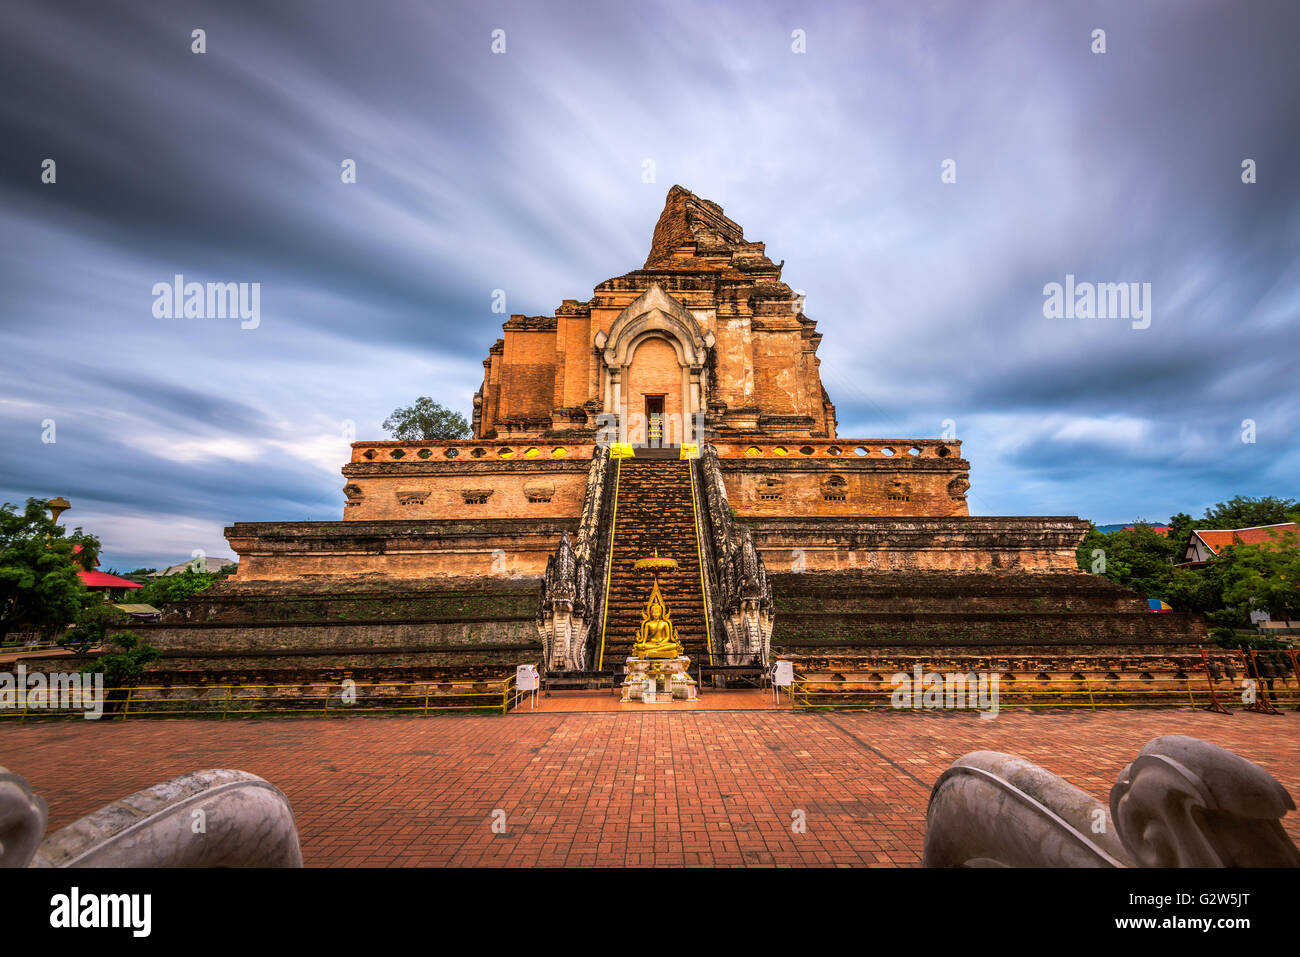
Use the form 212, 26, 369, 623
142, 186, 1205, 682
475, 184, 838, 445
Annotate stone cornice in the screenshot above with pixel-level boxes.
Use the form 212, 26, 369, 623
342, 459, 591, 478
226, 518, 576, 550
716, 458, 971, 473
749, 515, 1087, 529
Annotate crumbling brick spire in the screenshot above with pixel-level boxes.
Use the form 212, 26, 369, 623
643, 185, 748, 268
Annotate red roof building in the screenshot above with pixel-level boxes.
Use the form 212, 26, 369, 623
1181, 523, 1299, 565
71, 545, 143, 591
77, 570, 143, 590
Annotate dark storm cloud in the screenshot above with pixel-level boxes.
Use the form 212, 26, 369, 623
0, 0, 1297, 568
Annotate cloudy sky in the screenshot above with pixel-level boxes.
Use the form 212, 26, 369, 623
2, 0, 1297, 570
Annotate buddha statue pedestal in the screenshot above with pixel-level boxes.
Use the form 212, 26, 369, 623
621, 656, 698, 703
621, 551, 697, 703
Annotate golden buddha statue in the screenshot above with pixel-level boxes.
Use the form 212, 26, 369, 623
632, 578, 685, 659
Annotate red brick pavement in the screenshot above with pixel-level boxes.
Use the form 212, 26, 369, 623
2, 708, 1297, 866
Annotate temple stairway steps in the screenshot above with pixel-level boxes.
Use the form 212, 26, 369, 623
599, 459, 711, 668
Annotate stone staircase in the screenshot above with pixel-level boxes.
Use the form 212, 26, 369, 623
599, 459, 711, 667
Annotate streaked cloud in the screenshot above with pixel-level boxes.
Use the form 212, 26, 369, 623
1, 0, 1296, 569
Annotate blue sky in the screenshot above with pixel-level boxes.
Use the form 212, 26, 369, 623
1, 0, 1297, 570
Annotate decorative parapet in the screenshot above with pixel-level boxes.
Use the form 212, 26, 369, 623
349, 440, 593, 464
711, 437, 962, 460
709, 437, 973, 517
341, 439, 596, 521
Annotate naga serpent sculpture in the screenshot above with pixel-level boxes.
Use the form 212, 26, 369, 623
923, 735, 1300, 868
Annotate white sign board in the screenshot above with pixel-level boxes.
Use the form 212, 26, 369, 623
773, 661, 794, 687
516, 664, 539, 692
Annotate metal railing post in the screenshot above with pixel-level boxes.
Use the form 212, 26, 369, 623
1243, 649, 1280, 715
1200, 650, 1230, 715
1289, 650, 1300, 712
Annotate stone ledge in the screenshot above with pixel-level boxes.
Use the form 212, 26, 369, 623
226, 518, 573, 537
774, 608, 1204, 633
198, 575, 540, 598
753, 515, 1089, 528
342, 459, 592, 477
718, 458, 969, 472
143, 614, 536, 629
770, 569, 1119, 585
777, 639, 1204, 653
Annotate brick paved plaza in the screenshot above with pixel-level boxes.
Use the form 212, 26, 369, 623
4, 708, 1298, 866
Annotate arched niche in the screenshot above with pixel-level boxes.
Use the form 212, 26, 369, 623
598, 284, 714, 446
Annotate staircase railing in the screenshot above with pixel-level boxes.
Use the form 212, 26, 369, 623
693, 444, 775, 666
689, 455, 722, 667
594, 456, 620, 671
536, 447, 617, 672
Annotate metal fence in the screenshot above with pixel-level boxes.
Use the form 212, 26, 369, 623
789, 649, 1300, 712
0, 675, 518, 722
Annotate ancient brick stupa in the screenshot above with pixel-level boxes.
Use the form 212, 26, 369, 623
149, 186, 1205, 680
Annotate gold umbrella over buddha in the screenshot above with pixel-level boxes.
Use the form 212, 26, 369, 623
631, 550, 686, 660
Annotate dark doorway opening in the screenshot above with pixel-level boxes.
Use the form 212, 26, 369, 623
644, 395, 666, 447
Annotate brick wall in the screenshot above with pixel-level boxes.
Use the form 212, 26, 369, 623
750, 516, 1089, 573
225, 518, 576, 580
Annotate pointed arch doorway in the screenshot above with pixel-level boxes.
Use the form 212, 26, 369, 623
596, 284, 714, 448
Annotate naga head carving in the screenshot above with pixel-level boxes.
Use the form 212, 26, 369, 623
0, 768, 48, 868
1109, 735, 1300, 868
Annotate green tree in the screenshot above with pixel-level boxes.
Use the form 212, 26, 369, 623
1081, 498, 1299, 622
1201, 495, 1297, 529
1218, 526, 1300, 621
1076, 522, 1180, 597
61, 600, 127, 653
1165, 512, 1198, 558
133, 566, 233, 608
0, 499, 99, 642
82, 631, 161, 690
1162, 563, 1230, 618
382, 397, 470, 441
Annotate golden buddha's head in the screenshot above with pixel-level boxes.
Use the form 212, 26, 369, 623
644, 582, 669, 622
